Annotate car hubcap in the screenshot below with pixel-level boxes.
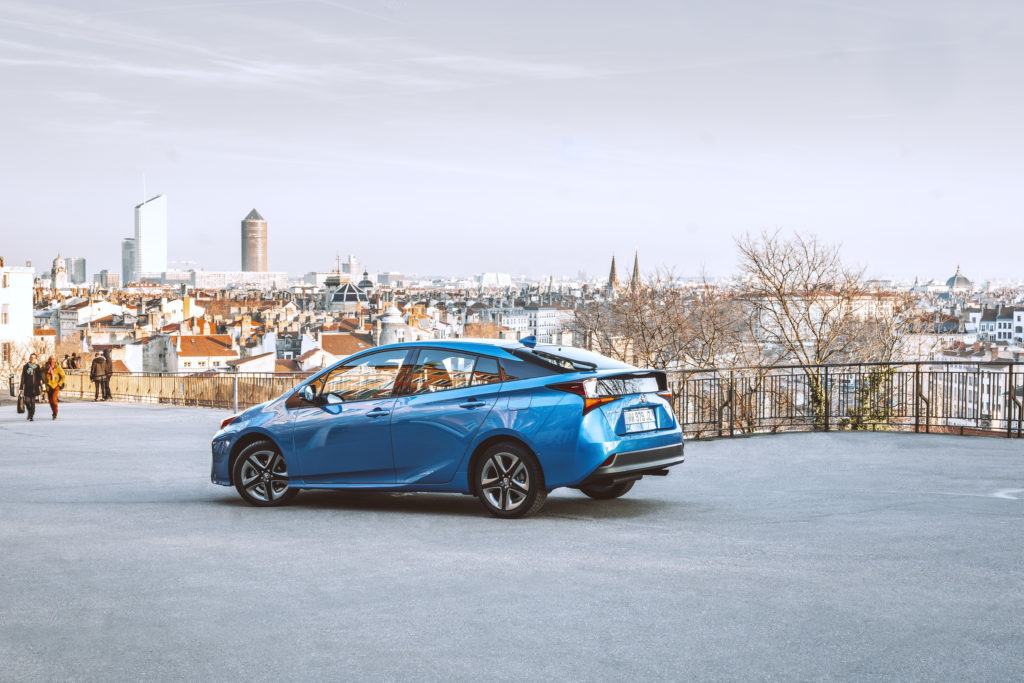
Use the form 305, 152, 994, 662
239, 450, 289, 502
481, 452, 529, 511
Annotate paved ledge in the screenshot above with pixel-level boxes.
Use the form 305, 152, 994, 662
1, 403, 1022, 681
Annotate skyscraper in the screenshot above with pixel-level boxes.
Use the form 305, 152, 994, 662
121, 238, 136, 284
63, 256, 86, 284
241, 208, 268, 272
134, 194, 167, 279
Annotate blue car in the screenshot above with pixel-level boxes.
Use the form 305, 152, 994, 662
211, 338, 684, 518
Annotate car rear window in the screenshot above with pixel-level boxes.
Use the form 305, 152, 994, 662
595, 375, 664, 396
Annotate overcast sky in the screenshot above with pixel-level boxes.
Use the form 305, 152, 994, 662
1, 0, 1021, 281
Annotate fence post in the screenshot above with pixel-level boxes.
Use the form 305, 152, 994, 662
728, 370, 735, 437
1008, 363, 1014, 439
233, 375, 239, 413
914, 363, 920, 433
823, 366, 830, 431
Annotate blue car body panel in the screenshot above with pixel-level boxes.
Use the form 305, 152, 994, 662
211, 339, 684, 496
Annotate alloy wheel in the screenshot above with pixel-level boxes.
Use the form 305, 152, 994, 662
480, 451, 530, 512
238, 449, 290, 503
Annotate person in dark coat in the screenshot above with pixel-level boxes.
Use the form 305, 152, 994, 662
20, 353, 44, 422
70, 353, 80, 370
89, 352, 106, 401
101, 349, 113, 400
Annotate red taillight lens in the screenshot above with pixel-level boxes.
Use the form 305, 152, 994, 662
220, 415, 239, 429
658, 391, 673, 402
549, 380, 619, 415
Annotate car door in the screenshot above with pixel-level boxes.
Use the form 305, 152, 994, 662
290, 348, 412, 484
390, 350, 503, 484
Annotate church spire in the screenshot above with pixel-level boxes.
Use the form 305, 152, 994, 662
607, 255, 619, 291
630, 251, 640, 290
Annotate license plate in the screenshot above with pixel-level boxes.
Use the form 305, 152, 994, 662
624, 407, 655, 426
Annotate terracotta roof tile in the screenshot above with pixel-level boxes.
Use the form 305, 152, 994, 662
176, 335, 238, 358
319, 333, 373, 357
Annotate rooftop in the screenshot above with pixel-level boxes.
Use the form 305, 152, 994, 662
1, 402, 1020, 680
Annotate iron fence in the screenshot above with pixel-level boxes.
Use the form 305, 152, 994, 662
667, 361, 1023, 439
6, 362, 1022, 438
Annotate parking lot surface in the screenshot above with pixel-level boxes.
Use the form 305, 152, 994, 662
1, 402, 1022, 681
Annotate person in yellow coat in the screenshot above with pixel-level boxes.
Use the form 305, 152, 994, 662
44, 355, 66, 420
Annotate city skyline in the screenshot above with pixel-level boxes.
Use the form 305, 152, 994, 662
2, 1, 1022, 279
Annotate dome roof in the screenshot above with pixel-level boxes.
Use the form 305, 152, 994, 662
380, 305, 403, 323
946, 266, 972, 290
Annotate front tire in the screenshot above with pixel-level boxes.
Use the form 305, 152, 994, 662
232, 440, 299, 507
579, 479, 635, 500
475, 443, 547, 518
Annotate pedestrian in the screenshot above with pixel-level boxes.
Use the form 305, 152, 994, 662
102, 349, 114, 400
89, 352, 106, 401
44, 356, 65, 420
19, 353, 45, 422
61, 354, 71, 369
70, 353, 80, 370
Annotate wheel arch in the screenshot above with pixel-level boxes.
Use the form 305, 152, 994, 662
228, 431, 284, 485
466, 434, 545, 496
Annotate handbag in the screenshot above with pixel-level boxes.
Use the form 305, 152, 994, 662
16, 392, 25, 414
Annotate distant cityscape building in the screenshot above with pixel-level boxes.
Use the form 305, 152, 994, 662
946, 265, 972, 291
63, 256, 86, 284
50, 253, 69, 290
192, 270, 288, 290
121, 238, 136, 284
240, 208, 268, 272
478, 273, 512, 287
94, 269, 120, 289
133, 195, 168, 280
377, 271, 405, 286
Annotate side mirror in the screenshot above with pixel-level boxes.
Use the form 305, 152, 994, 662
325, 392, 343, 405
301, 385, 318, 403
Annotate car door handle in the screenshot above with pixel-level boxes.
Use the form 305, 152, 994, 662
459, 400, 487, 409
367, 408, 391, 417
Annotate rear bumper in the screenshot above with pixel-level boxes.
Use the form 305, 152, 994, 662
578, 442, 684, 485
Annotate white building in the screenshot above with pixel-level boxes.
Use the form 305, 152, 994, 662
0, 258, 35, 370
142, 334, 239, 373
478, 272, 512, 288
193, 271, 289, 290
134, 195, 168, 281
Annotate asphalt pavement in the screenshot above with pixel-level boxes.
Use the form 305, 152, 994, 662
1, 401, 1022, 681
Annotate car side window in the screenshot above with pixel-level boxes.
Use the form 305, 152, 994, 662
472, 356, 502, 386
406, 349, 477, 395
319, 349, 409, 402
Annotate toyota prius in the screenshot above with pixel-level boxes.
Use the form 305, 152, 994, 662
211, 338, 684, 518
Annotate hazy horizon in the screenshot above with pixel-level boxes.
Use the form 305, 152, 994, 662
2, 0, 1022, 281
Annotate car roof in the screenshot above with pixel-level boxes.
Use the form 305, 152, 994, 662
371, 338, 524, 357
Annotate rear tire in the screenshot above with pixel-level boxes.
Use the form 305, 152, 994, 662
579, 479, 635, 500
474, 442, 547, 518
232, 440, 299, 507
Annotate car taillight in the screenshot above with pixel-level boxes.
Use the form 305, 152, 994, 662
549, 380, 619, 415
658, 391, 673, 402
220, 414, 240, 430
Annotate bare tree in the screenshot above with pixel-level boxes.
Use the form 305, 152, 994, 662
735, 230, 917, 428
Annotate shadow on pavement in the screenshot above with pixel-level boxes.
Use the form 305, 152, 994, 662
208, 488, 673, 519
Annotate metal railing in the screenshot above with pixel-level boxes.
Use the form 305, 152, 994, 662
7, 362, 1022, 438
666, 361, 1023, 439
51, 370, 312, 411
